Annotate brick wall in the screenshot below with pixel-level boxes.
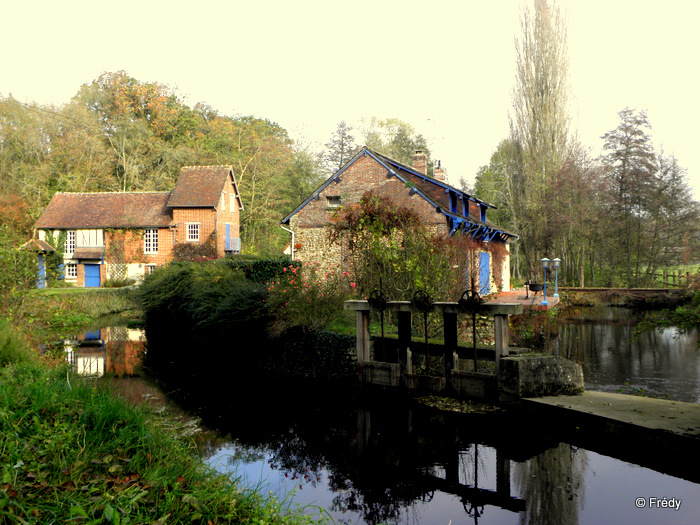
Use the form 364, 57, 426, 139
288, 152, 511, 292
292, 153, 451, 270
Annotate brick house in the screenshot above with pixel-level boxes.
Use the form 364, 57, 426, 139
280, 147, 517, 294
31, 165, 242, 287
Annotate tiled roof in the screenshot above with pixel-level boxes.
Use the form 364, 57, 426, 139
73, 248, 105, 260
34, 192, 173, 230
376, 154, 518, 238
19, 239, 55, 252
167, 165, 233, 208
283, 147, 517, 240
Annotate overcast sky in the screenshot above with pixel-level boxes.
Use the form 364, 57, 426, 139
3, 0, 698, 198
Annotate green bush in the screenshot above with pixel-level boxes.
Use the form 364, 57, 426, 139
221, 255, 301, 283
139, 262, 270, 378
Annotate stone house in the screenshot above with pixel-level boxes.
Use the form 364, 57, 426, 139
30, 165, 243, 287
280, 147, 517, 295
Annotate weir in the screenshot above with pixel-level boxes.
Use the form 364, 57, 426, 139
344, 299, 585, 399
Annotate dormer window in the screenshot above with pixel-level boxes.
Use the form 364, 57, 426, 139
326, 195, 342, 209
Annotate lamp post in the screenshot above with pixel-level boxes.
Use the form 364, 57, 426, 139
541, 257, 550, 306
553, 258, 561, 298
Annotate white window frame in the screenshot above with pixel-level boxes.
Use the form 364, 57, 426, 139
65, 262, 77, 280
64, 231, 76, 255
186, 223, 200, 242
144, 229, 159, 254
145, 264, 157, 275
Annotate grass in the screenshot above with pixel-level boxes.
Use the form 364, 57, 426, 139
21, 287, 141, 343
0, 319, 329, 524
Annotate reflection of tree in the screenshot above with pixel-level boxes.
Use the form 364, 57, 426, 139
515, 443, 587, 525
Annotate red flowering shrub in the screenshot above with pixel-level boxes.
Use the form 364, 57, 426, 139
265, 261, 356, 335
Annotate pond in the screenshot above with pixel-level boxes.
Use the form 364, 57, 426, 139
554, 307, 699, 403
60, 310, 699, 525
196, 388, 699, 525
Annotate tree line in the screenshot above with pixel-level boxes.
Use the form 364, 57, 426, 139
0, 72, 430, 256
470, 0, 699, 288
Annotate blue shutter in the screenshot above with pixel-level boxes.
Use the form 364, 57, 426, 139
479, 252, 490, 295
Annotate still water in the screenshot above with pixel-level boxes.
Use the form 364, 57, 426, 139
554, 307, 699, 403
198, 390, 699, 525
63, 311, 699, 525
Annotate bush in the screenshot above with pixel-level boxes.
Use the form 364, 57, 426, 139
221, 255, 301, 283
265, 261, 356, 335
139, 262, 270, 379
267, 327, 356, 381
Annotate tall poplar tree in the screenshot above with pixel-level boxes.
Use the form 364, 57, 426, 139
509, 0, 570, 277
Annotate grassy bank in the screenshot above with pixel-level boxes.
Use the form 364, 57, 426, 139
0, 319, 329, 524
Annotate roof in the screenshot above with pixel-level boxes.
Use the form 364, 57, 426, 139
282, 147, 517, 242
167, 165, 243, 209
35, 192, 173, 230
73, 248, 105, 260
19, 239, 55, 252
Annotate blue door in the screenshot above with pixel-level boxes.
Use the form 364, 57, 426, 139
37, 254, 46, 289
479, 252, 490, 296
84, 264, 101, 288
225, 223, 231, 251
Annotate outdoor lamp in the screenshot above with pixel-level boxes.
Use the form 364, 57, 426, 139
553, 258, 561, 298
541, 257, 550, 306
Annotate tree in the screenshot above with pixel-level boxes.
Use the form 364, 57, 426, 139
324, 121, 358, 174
601, 108, 657, 285
472, 139, 525, 279
360, 118, 432, 172
509, 0, 571, 277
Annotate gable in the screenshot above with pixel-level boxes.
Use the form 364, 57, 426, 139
167, 165, 243, 209
282, 147, 517, 242
35, 192, 173, 230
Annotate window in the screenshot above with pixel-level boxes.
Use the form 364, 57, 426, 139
230, 193, 235, 211
65, 263, 77, 280
64, 231, 76, 255
145, 264, 156, 275
78, 229, 103, 247
186, 223, 200, 242
144, 229, 159, 253
221, 191, 226, 211
326, 195, 342, 209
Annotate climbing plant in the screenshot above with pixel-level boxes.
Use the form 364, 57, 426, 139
328, 192, 503, 302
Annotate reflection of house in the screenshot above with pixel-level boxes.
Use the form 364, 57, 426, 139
30, 166, 243, 287
64, 326, 146, 377
280, 147, 518, 293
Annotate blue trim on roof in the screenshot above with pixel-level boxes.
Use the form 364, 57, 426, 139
281, 147, 517, 241
280, 148, 368, 224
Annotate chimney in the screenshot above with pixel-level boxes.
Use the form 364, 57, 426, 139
434, 160, 447, 182
412, 150, 427, 175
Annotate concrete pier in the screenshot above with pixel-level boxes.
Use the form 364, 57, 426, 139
524, 391, 700, 440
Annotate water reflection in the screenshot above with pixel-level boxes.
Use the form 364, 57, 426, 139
198, 392, 699, 525
556, 307, 699, 402
62, 325, 146, 377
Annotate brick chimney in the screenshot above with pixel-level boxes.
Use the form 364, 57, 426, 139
434, 160, 447, 182
412, 150, 428, 175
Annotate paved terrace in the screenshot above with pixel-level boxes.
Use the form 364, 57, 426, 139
485, 288, 560, 311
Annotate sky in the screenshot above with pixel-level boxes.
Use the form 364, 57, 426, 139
3, 0, 699, 198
